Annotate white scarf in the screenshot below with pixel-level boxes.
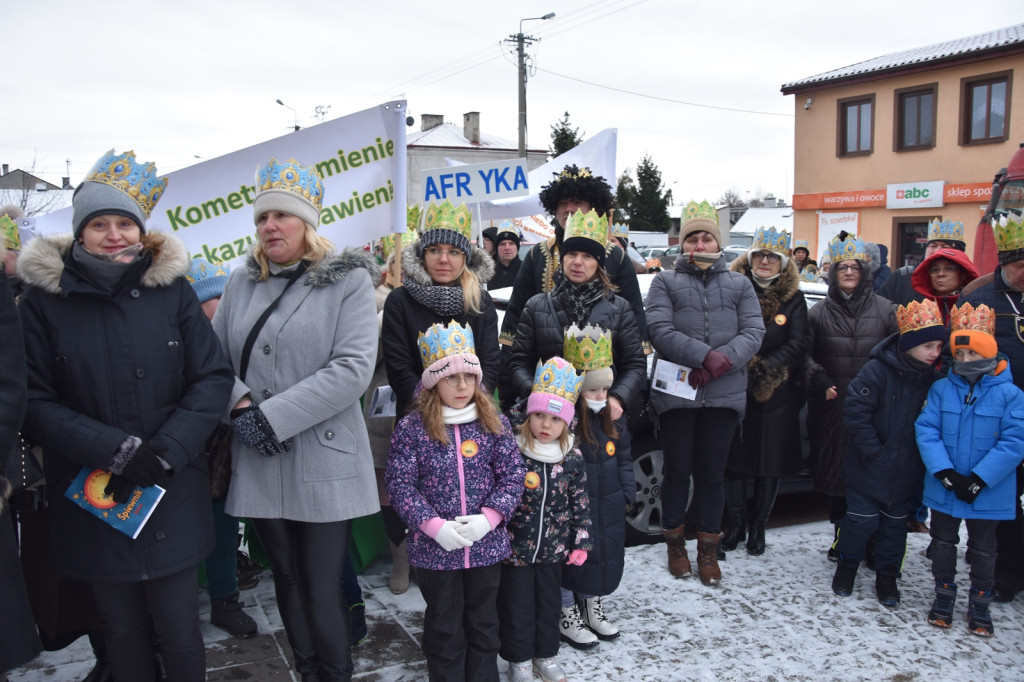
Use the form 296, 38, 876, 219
585, 398, 607, 413
442, 403, 478, 425
516, 432, 574, 464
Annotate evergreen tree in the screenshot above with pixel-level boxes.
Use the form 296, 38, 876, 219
627, 155, 672, 233
549, 111, 584, 158
615, 169, 636, 222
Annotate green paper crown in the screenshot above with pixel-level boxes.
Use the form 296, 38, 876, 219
0, 215, 19, 251
682, 200, 718, 227
993, 214, 1024, 253
564, 324, 613, 371
423, 198, 472, 242
564, 209, 608, 249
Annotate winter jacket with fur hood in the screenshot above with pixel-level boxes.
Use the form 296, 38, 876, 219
18, 232, 233, 582
212, 247, 381, 523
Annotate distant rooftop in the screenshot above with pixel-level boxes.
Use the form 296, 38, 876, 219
407, 112, 545, 153
781, 23, 1024, 93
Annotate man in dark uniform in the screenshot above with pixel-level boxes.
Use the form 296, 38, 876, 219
488, 223, 522, 290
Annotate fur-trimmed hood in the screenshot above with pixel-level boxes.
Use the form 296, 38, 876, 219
245, 246, 381, 289
400, 240, 494, 287
731, 253, 800, 321
18, 231, 190, 295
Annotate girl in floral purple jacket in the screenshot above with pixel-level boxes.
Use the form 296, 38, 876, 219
498, 357, 592, 682
385, 321, 524, 682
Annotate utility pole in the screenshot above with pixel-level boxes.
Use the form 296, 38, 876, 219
510, 12, 555, 158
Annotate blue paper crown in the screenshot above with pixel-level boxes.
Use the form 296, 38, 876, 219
496, 221, 521, 241
928, 219, 965, 244
418, 320, 477, 369
531, 357, 583, 403
256, 158, 324, 212
828, 235, 868, 262
610, 222, 629, 239
83, 149, 168, 219
793, 239, 810, 251
750, 226, 791, 255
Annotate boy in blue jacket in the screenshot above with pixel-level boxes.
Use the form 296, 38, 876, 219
916, 302, 1024, 637
833, 300, 945, 605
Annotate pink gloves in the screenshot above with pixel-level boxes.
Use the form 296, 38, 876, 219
567, 549, 588, 566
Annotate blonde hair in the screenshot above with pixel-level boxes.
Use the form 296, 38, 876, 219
413, 384, 503, 444
577, 403, 619, 445
518, 415, 572, 452
459, 265, 483, 315
251, 223, 335, 281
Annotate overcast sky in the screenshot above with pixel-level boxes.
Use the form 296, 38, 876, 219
3, 0, 1023, 207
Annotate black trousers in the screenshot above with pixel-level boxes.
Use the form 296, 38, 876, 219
660, 407, 740, 532
497, 562, 562, 663
417, 563, 501, 682
253, 518, 352, 681
930, 510, 998, 591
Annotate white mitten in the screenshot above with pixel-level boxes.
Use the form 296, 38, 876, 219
454, 514, 492, 542
434, 520, 474, 551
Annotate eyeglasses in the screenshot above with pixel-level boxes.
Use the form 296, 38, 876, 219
835, 263, 860, 273
753, 252, 781, 263
444, 373, 478, 387
425, 247, 465, 260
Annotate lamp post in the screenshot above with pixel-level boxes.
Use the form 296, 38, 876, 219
276, 99, 301, 132
513, 12, 555, 158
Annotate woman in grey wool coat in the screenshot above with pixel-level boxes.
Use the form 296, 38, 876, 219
212, 158, 380, 682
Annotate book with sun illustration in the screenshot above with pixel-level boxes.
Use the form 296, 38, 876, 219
65, 467, 166, 540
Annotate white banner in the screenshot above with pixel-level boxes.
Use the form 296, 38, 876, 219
886, 180, 944, 209
420, 158, 529, 204
817, 211, 858, 258
31, 101, 408, 262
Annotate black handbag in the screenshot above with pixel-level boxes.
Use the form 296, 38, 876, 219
4, 435, 44, 491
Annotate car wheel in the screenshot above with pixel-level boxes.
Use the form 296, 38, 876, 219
626, 428, 692, 546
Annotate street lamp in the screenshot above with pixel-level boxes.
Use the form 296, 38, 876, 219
513, 11, 555, 158
276, 99, 301, 132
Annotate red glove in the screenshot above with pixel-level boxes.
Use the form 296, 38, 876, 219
688, 369, 711, 388
567, 549, 588, 566
703, 350, 732, 379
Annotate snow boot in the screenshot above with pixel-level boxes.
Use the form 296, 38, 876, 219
721, 478, 746, 552
967, 587, 994, 637
532, 657, 567, 682
559, 602, 598, 650
875, 566, 900, 607
745, 476, 778, 556
582, 596, 619, 640
831, 554, 859, 597
927, 581, 957, 628
389, 540, 411, 594
210, 593, 258, 638
696, 532, 722, 586
663, 525, 691, 578
507, 660, 533, 682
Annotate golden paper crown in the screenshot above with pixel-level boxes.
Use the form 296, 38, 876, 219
682, 200, 718, 228
993, 213, 1024, 253
610, 222, 629, 239
564, 324, 613, 371
83, 149, 168, 220
750, 226, 791, 255
0, 214, 19, 251
949, 302, 996, 336
558, 166, 592, 181
423, 198, 472, 241
532, 357, 584, 403
799, 265, 819, 282
418, 320, 477, 369
928, 219, 965, 244
564, 209, 608, 249
256, 158, 324, 212
896, 300, 944, 335
828, 235, 868, 262
407, 204, 423, 231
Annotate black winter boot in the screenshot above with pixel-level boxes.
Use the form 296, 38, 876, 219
721, 478, 746, 552
967, 587, 994, 637
211, 593, 258, 638
875, 566, 900, 606
832, 554, 859, 596
746, 476, 779, 556
928, 580, 957, 628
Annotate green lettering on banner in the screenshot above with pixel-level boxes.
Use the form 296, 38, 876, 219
186, 206, 204, 225
317, 158, 342, 179
362, 192, 376, 210
202, 197, 229, 220
167, 206, 189, 231
227, 193, 244, 210
347, 151, 363, 169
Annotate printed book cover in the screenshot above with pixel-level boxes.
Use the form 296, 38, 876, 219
65, 467, 166, 540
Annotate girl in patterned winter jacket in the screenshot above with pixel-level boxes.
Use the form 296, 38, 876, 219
385, 321, 524, 682
498, 357, 593, 682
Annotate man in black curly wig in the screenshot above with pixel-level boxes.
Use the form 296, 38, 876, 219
498, 164, 650, 409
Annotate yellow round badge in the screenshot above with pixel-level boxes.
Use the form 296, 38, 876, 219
774, 314, 787, 326
525, 471, 540, 489
461, 440, 478, 458
605, 442, 616, 457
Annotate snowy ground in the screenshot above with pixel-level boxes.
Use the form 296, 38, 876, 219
9, 519, 1024, 681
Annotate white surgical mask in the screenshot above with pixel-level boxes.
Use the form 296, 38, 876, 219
585, 398, 607, 413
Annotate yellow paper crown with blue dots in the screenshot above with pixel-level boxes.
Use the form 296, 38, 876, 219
564, 209, 608, 249
83, 149, 168, 220
682, 200, 718, 227
928, 219, 965, 244
564, 324, 613, 371
750, 226, 791, 255
993, 213, 1024, 253
0, 214, 20, 251
256, 158, 324, 213
828, 235, 868, 262
418, 320, 477, 369
531, 357, 584, 403
423, 198, 472, 241
610, 223, 629, 239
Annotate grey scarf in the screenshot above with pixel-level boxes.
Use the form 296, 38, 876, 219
403, 274, 464, 317
952, 357, 998, 385
71, 241, 143, 294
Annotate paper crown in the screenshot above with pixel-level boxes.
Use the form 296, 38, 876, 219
564, 324, 613, 371
380, 206, 420, 260
949, 302, 996, 336
896, 300, 944, 335
793, 239, 810, 252
496, 221, 521, 241
610, 222, 629, 239
423, 198, 472, 239
799, 265, 819, 282
82, 149, 168, 220
563, 209, 608, 249
928, 218, 965, 244
0, 214, 19, 251
828, 235, 868, 262
407, 204, 423, 230
532, 356, 584, 404
558, 166, 592, 181
256, 158, 324, 212
682, 200, 718, 227
418, 320, 477, 369
993, 213, 1024, 253
750, 226, 791, 255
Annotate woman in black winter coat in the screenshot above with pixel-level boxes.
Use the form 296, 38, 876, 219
804, 234, 897, 553
723, 230, 809, 557
18, 151, 234, 682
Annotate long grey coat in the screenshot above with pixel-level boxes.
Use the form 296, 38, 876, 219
212, 249, 381, 522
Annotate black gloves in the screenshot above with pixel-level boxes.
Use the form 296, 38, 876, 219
935, 469, 986, 504
703, 349, 732, 379
121, 443, 168, 488
935, 469, 967, 491
105, 474, 137, 504
811, 372, 835, 400
231, 405, 288, 458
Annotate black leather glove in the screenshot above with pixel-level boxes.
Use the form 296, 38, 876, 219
688, 368, 712, 388
231, 405, 288, 458
955, 472, 986, 504
121, 443, 168, 488
935, 469, 968, 492
703, 349, 732, 379
104, 473, 137, 504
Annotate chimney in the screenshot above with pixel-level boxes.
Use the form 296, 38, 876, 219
62, 177, 72, 189
421, 114, 444, 131
1, 164, 8, 175
463, 112, 480, 143
763, 194, 777, 208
